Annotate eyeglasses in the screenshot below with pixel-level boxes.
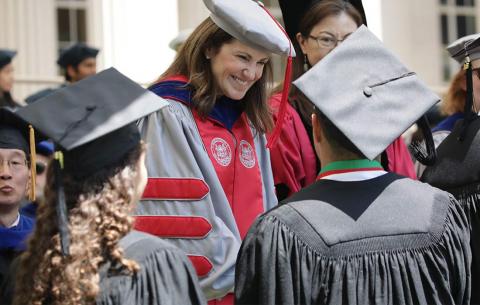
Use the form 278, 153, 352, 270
308, 33, 348, 49
36, 162, 47, 175
0, 159, 28, 172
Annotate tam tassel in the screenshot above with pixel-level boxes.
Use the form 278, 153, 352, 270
28, 125, 36, 201
258, 3, 295, 149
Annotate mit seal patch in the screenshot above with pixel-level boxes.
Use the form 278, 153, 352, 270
211, 137, 232, 167
239, 140, 255, 168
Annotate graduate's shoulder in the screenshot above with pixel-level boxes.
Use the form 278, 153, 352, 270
284, 172, 453, 205
256, 173, 463, 256
120, 230, 186, 263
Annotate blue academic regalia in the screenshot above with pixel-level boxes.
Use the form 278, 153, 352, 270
0, 215, 35, 288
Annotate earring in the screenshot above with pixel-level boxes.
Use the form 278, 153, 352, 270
303, 54, 309, 71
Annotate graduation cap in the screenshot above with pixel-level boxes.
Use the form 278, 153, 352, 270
0, 49, 16, 70
0, 108, 39, 202
447, 33, 480, 65
169, 29, 194, 51
293, 25, 439, 160
446, 33, 480, 141
15, 67, 168, 255
57, 42, 99, 68
202, 0, 295, 147
278, 0, 367, 44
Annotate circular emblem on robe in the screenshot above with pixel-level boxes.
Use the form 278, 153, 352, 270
239, 140, 256, 168
211, 137, 232, 167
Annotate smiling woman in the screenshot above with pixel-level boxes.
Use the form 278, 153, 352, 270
207, 40, 270, 104
135, 0, 295, 303
158, 17, 274, 134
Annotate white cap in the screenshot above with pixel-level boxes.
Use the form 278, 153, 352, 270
203, 0, 295, 57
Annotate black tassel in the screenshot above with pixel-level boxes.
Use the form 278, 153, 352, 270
459, 57, 474, 142
409, 115, 437, 166
53, 156, 70, 256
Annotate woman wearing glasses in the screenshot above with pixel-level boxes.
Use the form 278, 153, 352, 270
270, 0, 417, 200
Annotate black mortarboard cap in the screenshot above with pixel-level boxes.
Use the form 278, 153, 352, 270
15, 67, 167, 179
279, 0, 367, 43
0, 108, 29, 154
0, 49, 16, 70
56, 42, 99, 68
14, 67, 168, 256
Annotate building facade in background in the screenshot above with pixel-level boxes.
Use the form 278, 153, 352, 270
0, 0, 478, 102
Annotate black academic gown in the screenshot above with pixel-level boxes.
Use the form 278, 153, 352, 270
422, 117, 480, 304
97, 230, 206, 305
235, 173, 471, 305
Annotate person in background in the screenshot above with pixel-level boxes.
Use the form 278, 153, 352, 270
19, 141, 54, 219
169, 28, 194, 52
136, 0, 294, 303
421, 33, 480, 305
235, 26, 471, 305
431, 33, 480, 147
25, 42, 99, 104
270, 0, 416, 201
0, 50, 22, 110
4, 68, 206, 305
0, 108, 35, 292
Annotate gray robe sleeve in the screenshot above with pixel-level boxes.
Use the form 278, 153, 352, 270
136, 100, 276, 300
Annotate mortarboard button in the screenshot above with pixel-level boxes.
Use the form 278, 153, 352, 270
363, 87, 373, 97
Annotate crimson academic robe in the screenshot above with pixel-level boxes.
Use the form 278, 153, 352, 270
136, 76, 277, 301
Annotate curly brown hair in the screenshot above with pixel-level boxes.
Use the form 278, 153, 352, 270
157, 17, 274, 134
13, 143, 145, 305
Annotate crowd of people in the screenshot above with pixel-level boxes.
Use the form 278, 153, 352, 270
0, 0, 479, 304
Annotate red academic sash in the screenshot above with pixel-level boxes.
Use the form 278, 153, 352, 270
192, 111, 265, 239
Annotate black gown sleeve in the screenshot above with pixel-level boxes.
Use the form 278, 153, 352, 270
235, 215, 299, 305
456, 189, 480, 304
